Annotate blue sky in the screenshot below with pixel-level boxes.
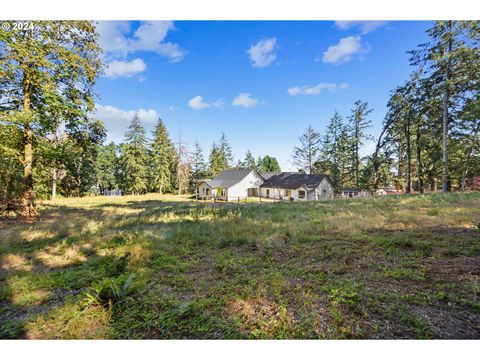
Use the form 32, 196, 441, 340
94, 21, 432, 170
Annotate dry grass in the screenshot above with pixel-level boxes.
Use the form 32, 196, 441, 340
1, 192, 479, 339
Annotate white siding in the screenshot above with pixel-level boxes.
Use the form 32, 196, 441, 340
314, 178, 335, 200
259, 187, 287, 198
197, 182, 213, 198
226, 171, 264, 200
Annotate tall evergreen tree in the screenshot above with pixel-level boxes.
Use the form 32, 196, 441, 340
119, 114, 149, 195
409, 20, 480, 192
218, 132, 233, 171
244, 150, 257, 170
348, 100, 373, 187
292, 125, 321, 174
321, 110, 345, 189
151, 118, 175, 194
189, 141, 207, 192
208, 142, 223, 177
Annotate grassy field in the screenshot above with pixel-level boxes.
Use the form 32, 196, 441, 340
1, 192, 479, 339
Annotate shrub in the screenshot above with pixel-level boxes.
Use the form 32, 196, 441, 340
82, 273, 137, 308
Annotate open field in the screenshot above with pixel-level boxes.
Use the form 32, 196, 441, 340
1, 192, 479, 339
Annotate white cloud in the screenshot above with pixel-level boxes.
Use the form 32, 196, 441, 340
95, 104, 158, 124
104, 58, 147, 78
321, 36, 366, 64
247, 38, 277, 68
335, 21, 388, 34
94, 104, 159, 142
97, 21, 185, 62
287, 82, 349, 96
232, 93, 259, 108
188, 96, 210, 110
188, 95, 225, 111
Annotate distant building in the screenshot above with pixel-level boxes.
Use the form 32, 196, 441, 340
375, 186, 399, 196
197, 170, 335, 201
259, 172, 335, 201
197, 170, 264, 200
340, 187, 370, 198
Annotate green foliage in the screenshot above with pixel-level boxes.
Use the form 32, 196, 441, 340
83, 273, 137, 308
292, 125, 322, 174
0, 21, 103, 212
190, 141, 207, 191
95, 142, 120, 193
119, 114, 150, 194
258, 155, 281, 173
151, 118, 176, 194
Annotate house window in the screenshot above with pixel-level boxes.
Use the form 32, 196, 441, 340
298, 190, 306, 199
266, 189, 270, 198
322, 189, 326, 194
203, 188, 205, 194
206, 188, 210, 195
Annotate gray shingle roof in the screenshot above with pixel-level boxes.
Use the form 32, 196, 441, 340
202, 170, 253, 189
261, 172, 282, 180
341, 187, 361, 192
260, 172, 329, 191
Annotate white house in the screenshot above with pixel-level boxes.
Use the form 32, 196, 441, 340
259, 172, 335, 201
197, 170, 264, 201
340, 187, 371, 198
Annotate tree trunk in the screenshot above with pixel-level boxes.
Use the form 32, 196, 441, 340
52, 167, 57, 202
442, 21, 453, 193
18, 72, 38, 218
416, 124, 424, 193
442, 90, 449, 192
405, 118, 411, 193
461, 124, 480, 191
354, 130, 359, 187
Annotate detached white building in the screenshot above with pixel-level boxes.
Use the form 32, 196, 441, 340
340, 187, 371, 198
197, 170, 264, 201
259, 172, 335, 201
197, 170, 335, 201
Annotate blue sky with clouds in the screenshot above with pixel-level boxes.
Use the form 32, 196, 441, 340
94, 20, 432, 170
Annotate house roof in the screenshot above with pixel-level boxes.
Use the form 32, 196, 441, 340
261, 172, 282, 180
200, 169, 254, 189
342, 187, 361, 192
260, 172, 330, 191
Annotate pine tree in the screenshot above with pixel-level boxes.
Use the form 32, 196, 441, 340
292, 125, 321, 174
244, 150, 257, 170
218, 132, 233, 171
190, 141, 207, 191
348, 100, 373, 187
119, 114, 149, 195
409, 20, 480, 192
321, 110, 345, 189
208, 142, 223, 177
151, 118, 175, 194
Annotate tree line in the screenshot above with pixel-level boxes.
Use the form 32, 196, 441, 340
0, 21, 478, 218
94, 115, 282, 196
291, 21, 479, 193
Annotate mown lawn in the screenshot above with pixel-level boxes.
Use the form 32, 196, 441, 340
1, 192, 479, 339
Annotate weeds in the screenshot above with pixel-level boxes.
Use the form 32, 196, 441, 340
82, 273, 137, 308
